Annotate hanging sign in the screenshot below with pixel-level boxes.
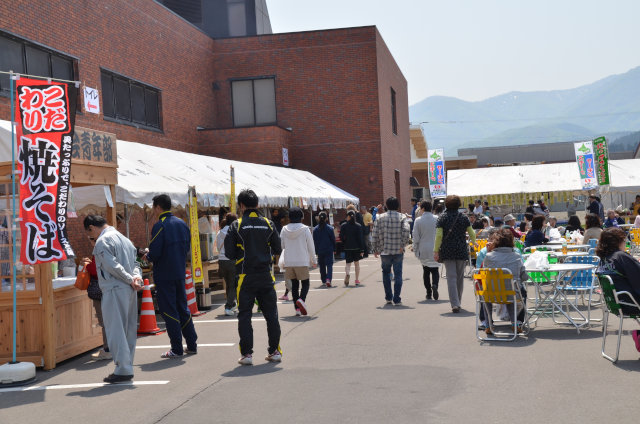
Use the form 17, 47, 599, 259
282, 148, 289, 166
592, 136, 610, 187
188, 186, 203, 283
83, 86, 100, 114
229, 166, 236, 214
427, 148, 446, 198
15, 77, 77, 264
573, 141, 597, 190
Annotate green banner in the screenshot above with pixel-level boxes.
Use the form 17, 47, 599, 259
592, 136, 610, 186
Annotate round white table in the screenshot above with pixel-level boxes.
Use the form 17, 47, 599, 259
525, 263, 596, 333
529, 244, 590, 251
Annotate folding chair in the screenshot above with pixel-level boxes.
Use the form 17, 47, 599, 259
629, 228, 640, 256
474, 268, 526, 341
587, 238, 598, 250
556, 256, 600, 325
526, 254, 558, 310
598, 275, 640, 363
466, 239, 488, 277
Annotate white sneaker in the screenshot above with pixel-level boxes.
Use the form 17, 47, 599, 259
224, 308, 235, 316
238, 354, 253, 365
295, 298, 308, 315
265, 351, 282, 362
295, 309, 301, 316
91, 349, 112, 360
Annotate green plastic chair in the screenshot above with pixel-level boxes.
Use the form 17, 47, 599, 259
598, 274, 640, 363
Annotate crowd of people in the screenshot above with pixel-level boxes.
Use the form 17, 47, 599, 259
84, 189, 640, 382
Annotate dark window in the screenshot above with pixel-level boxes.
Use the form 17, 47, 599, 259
100, 70, 161, 129
101, 72, 114, 118
391, 87, 398, 135
0, 32, 75, 95
231, 77, 276, 127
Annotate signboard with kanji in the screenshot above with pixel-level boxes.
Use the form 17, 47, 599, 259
573, 141, 597, 190
14, 77, 77, 264
427, 148, 446, 198
71, 126, 117, 167
592, 136, 610, 187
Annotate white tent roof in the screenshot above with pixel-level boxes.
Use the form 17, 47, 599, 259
447, 159, 640, 197
608, 159, 640, 192
0, 120, 358, 209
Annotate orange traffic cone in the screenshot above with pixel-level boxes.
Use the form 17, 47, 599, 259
185, 270, 205, 316
138, 279, 165, 335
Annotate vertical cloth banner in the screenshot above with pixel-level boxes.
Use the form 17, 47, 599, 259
229, 165, 236, 214
573, 141, 597, 190
15, 77, 77, 264
592, 136, 610, 187
188, 186, 203, 283
427, 149, 446, 198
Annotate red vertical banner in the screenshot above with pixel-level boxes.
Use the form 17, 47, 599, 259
14, 77, 77, 264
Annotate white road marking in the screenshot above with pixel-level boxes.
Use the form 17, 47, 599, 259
136, 343, 234, 349
0, 381, 169, 393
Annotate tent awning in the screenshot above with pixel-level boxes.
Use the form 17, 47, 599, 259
0, 120, 359, 209
447, 159, 640, 197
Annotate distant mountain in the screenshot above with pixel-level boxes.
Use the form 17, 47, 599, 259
410, 66, 640, 155
610, 130, 640, 152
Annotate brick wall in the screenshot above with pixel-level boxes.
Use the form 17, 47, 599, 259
0, 0, 216, 152
375, 30, 411, 213
210, 27, 389, 209
199, 125, 292, 166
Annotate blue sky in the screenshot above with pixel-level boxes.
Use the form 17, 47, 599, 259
266, 0, 640, 105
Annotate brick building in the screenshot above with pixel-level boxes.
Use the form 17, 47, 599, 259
0, 0, 410, 250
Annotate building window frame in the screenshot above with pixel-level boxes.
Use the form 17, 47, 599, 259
0, 30, 77, 97
391, 87, 398, 135
230, 76, 277, 128
100, 68, 162, 131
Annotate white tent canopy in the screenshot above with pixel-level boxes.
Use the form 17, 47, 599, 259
447, 159, 640, 198
0, 120, 358, 209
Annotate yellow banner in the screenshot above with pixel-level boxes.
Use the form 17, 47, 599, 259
229, 166, 236, 214
188, 186, 203, 283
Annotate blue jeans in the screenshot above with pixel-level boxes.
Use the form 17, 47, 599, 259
381, 254, 404, 303
317, 253, 334, 283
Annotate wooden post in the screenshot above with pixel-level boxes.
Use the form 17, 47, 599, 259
39, 263, 55, 370
106, 184, 117, 226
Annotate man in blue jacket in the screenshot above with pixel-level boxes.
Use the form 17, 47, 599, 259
147, 194, 198, 358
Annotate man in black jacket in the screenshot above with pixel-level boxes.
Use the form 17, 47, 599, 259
224, 189, 282, 365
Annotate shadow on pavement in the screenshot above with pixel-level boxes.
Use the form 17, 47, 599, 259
221, 363, 282, 378
527, 327, 602, 340
416, 300, 448, 305
137, 358, 186, 372
610, 359, 640, 372
375, 304, 416, 310
66, 384, 136, 398
280, 315, 319, 322
440, 310, 475, 317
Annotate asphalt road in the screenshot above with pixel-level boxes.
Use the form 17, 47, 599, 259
2, 255, 639, 423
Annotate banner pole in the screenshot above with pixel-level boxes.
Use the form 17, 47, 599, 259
10, 72, 18, 363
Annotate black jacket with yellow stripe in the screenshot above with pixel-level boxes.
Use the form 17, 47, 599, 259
224, 209, 282, 275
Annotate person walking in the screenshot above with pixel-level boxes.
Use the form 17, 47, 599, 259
412, 201, 440, 300
433, 195, 476, 313
313, 211, 336, 287
280, 207, 317, 316
216, 213, 238, 316
361, 206, 373, 254
224, 189, 282, 365
372, 197, 411, 305
147, 194, 198, 358
82, 241, 111, 361
340, 210, 366, 286
84, 215, 142, 383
